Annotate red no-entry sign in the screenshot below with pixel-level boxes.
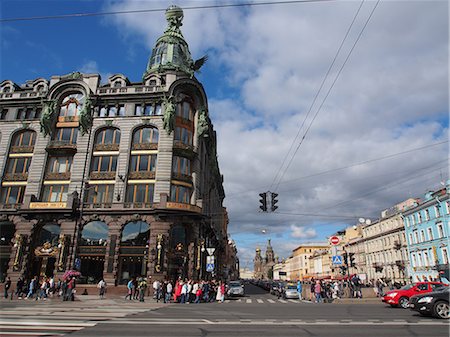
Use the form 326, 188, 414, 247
330, 236, 340, 245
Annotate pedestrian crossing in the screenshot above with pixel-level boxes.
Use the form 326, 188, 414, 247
224, 298, 311, 304
0, 303, 152, 337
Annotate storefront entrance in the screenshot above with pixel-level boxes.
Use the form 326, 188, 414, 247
118, 255, 145, 284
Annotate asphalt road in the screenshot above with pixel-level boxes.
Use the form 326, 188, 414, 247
69, 284, 448, 337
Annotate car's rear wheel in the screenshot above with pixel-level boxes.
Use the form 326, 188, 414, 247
398, 297, 409, 309
433, 301, 449, 319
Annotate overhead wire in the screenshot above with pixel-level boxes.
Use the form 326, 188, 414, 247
273, 0, 381, 191
0, 0, 336, 23
270, 0, 365, 190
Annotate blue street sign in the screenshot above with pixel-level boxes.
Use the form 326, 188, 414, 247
74, 257, 81, 270
332, 255, 343, 265
206, 263, 214, 272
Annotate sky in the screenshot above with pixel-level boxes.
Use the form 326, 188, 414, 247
1, 0, 449, 271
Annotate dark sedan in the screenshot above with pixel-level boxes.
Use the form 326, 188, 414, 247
409, 288, 449, 319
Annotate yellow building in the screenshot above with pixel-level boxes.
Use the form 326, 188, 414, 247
288, 243, 329, 280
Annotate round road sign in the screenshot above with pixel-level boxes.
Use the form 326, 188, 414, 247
330, 236, 340, 245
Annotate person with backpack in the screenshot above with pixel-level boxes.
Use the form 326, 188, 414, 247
125, 278, 134, 300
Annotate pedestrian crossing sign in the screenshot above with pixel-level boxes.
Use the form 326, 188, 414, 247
206, 263, 214, 272
332, 255, 343, 265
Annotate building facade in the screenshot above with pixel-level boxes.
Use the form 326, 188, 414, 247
253, 239, 276, 279
287, 243, 329, 281
403, 183, 450, 282
0, 6, 233, 286
361, 199, 415, 284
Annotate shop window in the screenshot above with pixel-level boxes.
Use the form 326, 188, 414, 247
121, 221, 150, 246
80, 221, 108, 246
170, 225, 186, 250
38, 224, 60, 247
0, 222, 14, 246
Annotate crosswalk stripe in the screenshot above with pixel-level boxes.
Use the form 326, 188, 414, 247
257, 299, 264, 303
288, 299, 298, 303
246, 299, 252, 303
225, 300, 230, 303
278, 299, 287, 303
267, 299, 275, 303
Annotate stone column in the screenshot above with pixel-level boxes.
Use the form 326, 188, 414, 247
104, 218, 121, 286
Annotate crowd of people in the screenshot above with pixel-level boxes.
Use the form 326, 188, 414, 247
4, 275, 77, 301
123, 278, 228, 304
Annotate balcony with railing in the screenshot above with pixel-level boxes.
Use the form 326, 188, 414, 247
171, 173, 192, 184
128, 171, 155, 180
94, 143, 120, 152
10, 145, 34, 154
89, 172, 116, 180
46, 140, 77, 153
3, 173, 28, 182
44, 172, 71, 180
131, 143, 158, 151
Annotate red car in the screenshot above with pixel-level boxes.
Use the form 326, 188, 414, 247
382, 282, 448, 309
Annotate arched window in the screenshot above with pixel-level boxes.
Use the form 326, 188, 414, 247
132, 127, 159, 150
121, 221, 150, 246
38, 224, 60, 247
81, 221, 108, 246
59, 93, 85, 117
94, 128, 121, 151
11, 130, 36, 149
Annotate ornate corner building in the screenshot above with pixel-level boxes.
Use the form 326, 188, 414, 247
0, 6, 237, 286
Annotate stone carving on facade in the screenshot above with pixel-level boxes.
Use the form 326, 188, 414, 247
163, 95, 176, 134
34, 241, 59, 257
40, 100, 57, 137
79, 96, 93, 135
197, 107, 209, 138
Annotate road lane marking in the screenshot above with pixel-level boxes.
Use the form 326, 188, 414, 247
288, 299, 298, 303
246, 299, 252, 303
278, 299, 287, 303
257, 299, 264, 303
267, 299, 275, 303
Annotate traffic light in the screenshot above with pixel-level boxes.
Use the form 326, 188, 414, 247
342, 252, 348, 266
349, 253, 356, 267
271, 192, 279, 212
259, 192, 267, 212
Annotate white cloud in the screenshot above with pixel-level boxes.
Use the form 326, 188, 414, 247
103, 0, 449, 263
290, 226, 317, 239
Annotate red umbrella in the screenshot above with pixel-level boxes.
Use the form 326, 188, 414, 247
63, 270, 81, 280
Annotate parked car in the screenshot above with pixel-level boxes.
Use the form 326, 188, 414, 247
409, 288, 449, 319
227, 281, 245, 297
382, 282, 448, 309
281, 283, 299, 299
